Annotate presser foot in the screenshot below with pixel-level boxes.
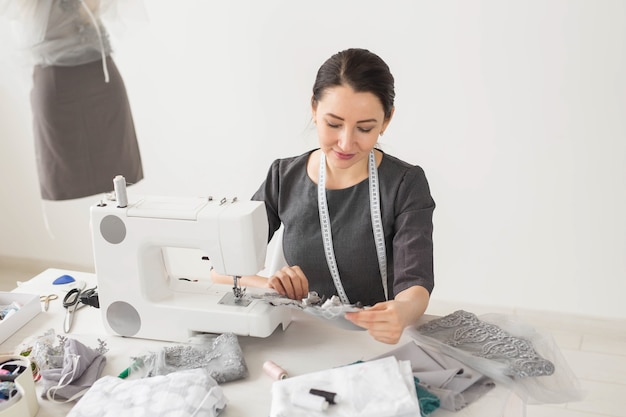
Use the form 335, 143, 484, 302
218, 276, 251, 306
218, 291, 252, 307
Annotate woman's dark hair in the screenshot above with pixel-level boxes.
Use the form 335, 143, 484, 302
312, 48, 395, 119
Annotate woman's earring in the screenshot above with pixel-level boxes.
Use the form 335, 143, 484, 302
380, 131, 385, 136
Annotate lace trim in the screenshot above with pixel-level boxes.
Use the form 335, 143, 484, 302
251, 291, 362, 319
417, 310, 555, 378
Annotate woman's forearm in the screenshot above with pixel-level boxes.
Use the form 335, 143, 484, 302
394, 285, 430, 327
210, 270, 269, 288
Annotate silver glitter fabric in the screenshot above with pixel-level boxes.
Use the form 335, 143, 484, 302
26, 329, 108, 374
134, 332, 248, 383
252, 291, 362, 318
417, 310, 554, 378
250, 291, 364, 331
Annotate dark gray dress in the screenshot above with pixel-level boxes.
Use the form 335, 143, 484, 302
27, 0, 143, 200
252, 150, 435, 306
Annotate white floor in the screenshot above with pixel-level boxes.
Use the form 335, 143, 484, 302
1, 258, 625, 417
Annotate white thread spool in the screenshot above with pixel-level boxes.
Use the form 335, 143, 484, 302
291, 391, 329, 411
113, 175, 128, 208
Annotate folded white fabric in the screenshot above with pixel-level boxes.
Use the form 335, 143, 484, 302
67, 368, 227, 417
270, 356, 419, 417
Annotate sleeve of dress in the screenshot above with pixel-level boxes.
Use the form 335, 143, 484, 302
392, 165, 436, 296
251, 159, 283, 243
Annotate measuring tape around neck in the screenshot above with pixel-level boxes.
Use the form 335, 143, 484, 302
317, 150, 388, 304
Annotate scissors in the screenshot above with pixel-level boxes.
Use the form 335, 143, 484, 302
63, 287, 97, 333
40, 294, 58, 311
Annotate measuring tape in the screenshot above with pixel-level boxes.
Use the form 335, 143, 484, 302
318, 150, 388, 304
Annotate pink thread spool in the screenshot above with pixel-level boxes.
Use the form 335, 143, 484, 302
263, 360, 288, 380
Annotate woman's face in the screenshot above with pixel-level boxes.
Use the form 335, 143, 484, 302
312, 85, 392, 171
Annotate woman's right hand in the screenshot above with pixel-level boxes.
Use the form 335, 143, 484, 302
267, 265, 309, 300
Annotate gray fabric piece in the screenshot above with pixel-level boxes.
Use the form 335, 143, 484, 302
453, 377, 496, 408
252, 150, 435, 306
39, 338, 107, 402
418, 345, 485, 393
418, 385, 465, 412
31, 56, 143, 200
371, 341, 495, 411
414, 369, 461, 388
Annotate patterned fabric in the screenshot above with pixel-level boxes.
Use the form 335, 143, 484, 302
129, 333, 248, 383
417, 310, 554, 378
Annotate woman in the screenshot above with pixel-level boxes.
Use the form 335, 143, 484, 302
216, 48, 435, 344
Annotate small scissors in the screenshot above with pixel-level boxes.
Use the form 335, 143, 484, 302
40, 294, 58, 311
63, 287, 96, 333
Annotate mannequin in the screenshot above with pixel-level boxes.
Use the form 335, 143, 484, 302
3, 0, 143, 200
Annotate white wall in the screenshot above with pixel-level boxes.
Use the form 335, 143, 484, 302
1, 0, 625, 319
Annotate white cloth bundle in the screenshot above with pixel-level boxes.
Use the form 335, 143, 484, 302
67, 368, 227, 417
270, 356, 419, 417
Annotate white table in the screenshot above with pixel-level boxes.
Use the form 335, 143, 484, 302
3, 269, 524, 416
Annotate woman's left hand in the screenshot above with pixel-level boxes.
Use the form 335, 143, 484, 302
344, 301, 410, 344
344, 285, 430, 344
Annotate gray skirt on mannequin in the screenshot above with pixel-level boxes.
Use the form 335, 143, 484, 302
30, 56, 143, 200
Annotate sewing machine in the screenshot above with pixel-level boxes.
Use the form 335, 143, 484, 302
89, 181, 291, 343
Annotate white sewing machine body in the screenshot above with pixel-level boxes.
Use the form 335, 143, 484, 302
90, 194, 291, 343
